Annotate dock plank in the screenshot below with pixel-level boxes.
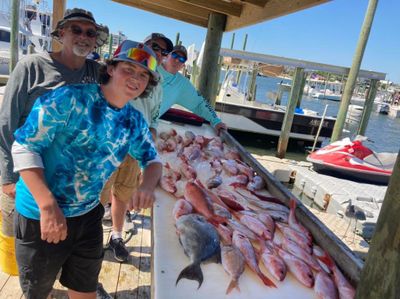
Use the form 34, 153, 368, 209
0, 275, 22, 298
99, 223, 120, 297
116, 212, 143, 299
136, 209, 152, 299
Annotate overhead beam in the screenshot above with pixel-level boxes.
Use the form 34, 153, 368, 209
177, 0, 242, 17
140, 0, 210, 20
113, 0, 208, 27
226, 0, 330, 31
242, 0, 269, 7
220, 48, 385, 80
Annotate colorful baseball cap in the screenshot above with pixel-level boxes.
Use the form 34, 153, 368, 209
171, 45, 187, 59
143, 33, 173, 52
112, 40, 159, 81
51, 8, 109, 48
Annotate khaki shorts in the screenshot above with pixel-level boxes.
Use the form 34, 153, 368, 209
100, 155, 141, 205
1, 192, 15, 237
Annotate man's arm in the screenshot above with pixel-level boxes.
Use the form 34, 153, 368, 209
174, 76, 223, 127
0, 61, 30, 189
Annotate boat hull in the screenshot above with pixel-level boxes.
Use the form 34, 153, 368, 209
308, 158, 391, 185
215, 101, 335, 137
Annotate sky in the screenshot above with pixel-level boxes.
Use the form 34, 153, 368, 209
63, 0, 400, 83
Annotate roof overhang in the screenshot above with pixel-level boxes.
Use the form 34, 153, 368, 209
111, 0, 331, 31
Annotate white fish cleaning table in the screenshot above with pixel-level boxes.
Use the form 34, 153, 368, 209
152, 121, 318, 299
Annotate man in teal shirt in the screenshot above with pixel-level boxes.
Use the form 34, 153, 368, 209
159, 45, 227, 133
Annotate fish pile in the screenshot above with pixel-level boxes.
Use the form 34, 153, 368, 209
158, 129, 356, 299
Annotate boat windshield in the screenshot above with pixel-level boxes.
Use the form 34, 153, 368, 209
0, 30, 10, 43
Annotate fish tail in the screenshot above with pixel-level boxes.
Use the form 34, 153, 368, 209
316, 251, 335, 269
258, 272, 277, 288
226, 279, 240, 294
176, 263, 204, 289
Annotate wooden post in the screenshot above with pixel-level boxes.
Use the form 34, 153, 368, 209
330, 0, 379, 142
276, 82, 284, 105
276, 67, 304, 158
52, 0, 66, 52
246, 64, 258, 101
235, 33, 248, 84
9, 0, 20, 73
175, 32, 180, 46
230, 33, 235, 49
297, 72, 307, 108
355, 150, 400, 299
108, 34, 113, 57
198, 12, 226, 107
357, 79, 378, 136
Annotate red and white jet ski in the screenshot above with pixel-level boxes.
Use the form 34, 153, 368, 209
307, 137, 398, 185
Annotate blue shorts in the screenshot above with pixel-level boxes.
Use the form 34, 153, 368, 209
14, 204, 105, 299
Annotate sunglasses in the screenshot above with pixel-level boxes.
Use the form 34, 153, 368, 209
69, 25, 97, 39
171, 52, 187, 63
123, 47, 157, 72
150, 43, 170, 56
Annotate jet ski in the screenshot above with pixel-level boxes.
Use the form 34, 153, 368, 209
307, 136, 398, 185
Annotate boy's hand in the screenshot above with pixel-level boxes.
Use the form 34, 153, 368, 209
40, 201, 67, 244
129, 186, 155, 211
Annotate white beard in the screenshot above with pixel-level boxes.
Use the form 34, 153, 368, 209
72, 44, 92, 57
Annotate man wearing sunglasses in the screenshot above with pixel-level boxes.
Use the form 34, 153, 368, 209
0, 7, 113, 299
100, 33, 173, 263
159, 45, 227, 134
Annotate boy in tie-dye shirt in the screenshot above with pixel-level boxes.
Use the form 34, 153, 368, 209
11, 40, 162, 298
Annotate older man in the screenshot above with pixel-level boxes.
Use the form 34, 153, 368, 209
159, 45, 227, 133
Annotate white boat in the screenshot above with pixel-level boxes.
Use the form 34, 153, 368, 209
214, 72, 336, 147
0, 0, 52, 75
346, 104, 363, 124
376, 102, 390, 115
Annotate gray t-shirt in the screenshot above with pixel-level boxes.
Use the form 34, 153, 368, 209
0, 52, 99, 184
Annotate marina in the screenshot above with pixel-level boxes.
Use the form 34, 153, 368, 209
0, 0, 399, 298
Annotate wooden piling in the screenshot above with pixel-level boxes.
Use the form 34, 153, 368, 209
276, 67, 304, 158
330, 0, 379, 142
246, 64, 258, 101
9, 0, 20, 73
355, 150, 400, 299
175, 32, 180, 46
357, 79, 378, 136
52, 0, 66, 52
108, 34, 113, 57
235, 33, 248, 85
197, 12, 226, 106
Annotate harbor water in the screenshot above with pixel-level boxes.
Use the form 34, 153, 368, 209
233, 75, 400, 159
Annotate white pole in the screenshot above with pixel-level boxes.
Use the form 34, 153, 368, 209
311, 104, 329, 152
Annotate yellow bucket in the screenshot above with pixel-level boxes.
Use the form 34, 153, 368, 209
0, 232, 18, 276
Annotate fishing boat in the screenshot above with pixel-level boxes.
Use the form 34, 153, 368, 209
215, 71, 336, 147
307, 136, 397, 185
0, 0, 52, 75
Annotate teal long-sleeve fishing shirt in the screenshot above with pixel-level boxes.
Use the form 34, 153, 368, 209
158, 66, 221, 127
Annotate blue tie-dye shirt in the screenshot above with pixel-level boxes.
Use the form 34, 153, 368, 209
13, 84, 159, 219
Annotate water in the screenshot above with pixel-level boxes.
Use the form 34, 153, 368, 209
233, 75, 400, 158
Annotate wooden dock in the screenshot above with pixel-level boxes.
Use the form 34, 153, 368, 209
0, 209, 152, 299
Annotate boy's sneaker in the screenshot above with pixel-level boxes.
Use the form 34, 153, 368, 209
108, 237, 129, 262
